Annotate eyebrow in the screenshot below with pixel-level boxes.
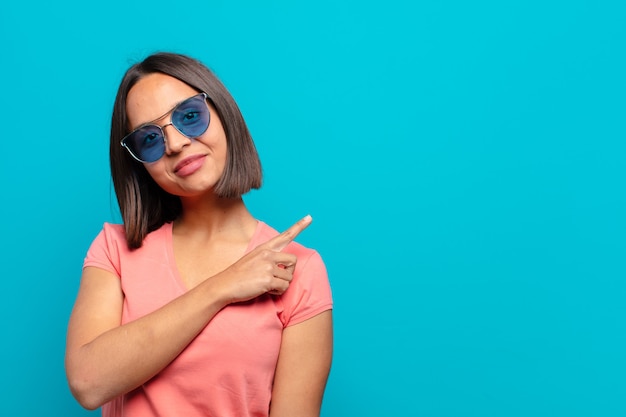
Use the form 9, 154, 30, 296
129, 95, 195, 131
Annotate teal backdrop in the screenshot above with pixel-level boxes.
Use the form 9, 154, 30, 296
1, 1, 624, 416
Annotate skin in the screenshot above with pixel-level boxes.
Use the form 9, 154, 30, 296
65, 74, 333, 416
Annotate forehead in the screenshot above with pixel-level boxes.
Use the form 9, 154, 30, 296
126, 73, 199, 127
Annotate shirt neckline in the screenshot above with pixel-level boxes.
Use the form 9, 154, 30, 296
165, 220, 265, 293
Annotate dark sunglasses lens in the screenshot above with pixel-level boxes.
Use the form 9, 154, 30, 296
172, 95, 210, 137
126, 125, 165, 163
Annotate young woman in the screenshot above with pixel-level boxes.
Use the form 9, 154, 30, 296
65, 52, 333, 417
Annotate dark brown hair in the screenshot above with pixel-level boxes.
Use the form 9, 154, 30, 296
110, 52, 262, 249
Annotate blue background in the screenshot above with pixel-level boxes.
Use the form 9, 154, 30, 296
1, 1, 624, 416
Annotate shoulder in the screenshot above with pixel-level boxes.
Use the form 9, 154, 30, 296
89, 222, 170, 254
88, 222, 126, 251
84, 222, 172, 274
101, 222, 125, 239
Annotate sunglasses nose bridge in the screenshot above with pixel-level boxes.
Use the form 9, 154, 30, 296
161, 122, 191, 154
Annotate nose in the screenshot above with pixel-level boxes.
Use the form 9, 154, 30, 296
162, 123, 191, 155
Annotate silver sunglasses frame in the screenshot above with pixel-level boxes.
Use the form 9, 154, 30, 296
120, 92, 210, 163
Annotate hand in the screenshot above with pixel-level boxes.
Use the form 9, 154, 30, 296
216, 215, 313, 304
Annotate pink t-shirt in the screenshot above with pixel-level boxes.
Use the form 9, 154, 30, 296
83, 220, 333, 417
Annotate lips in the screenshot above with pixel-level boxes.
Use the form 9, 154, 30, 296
174, 154, 206, 177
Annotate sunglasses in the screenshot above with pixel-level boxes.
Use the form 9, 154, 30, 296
121, 93, 210, 163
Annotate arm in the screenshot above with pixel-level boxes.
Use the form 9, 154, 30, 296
269, 310, 333, 417
65, 265, 232, 409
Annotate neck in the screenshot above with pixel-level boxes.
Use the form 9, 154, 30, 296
174, 195, 256, 239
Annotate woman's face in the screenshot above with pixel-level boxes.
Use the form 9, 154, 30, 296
125, 73, 228, 198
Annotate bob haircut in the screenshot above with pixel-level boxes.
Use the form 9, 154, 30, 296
110, 52, 262, 250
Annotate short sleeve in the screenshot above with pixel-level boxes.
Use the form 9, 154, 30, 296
83, 223, 125, 278
279, 249, 333, 327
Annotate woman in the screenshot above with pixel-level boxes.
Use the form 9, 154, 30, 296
65, 52, 333, 417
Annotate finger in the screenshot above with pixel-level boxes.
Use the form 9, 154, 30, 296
268, 278, 291, 295
273, 252, 297, 269
272, 266, 294, 282
265, 215, 313, 252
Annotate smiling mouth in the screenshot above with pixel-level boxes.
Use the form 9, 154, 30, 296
174, 155, 205, 173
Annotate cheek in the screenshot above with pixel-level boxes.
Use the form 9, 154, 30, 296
197, 131, 229, 161
201, 112, 228, 152
143, 163, 169, 185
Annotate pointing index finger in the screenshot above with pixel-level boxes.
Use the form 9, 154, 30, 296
268, 215, 313, 251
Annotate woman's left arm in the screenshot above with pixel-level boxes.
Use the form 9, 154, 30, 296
269, 310, 333, 417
